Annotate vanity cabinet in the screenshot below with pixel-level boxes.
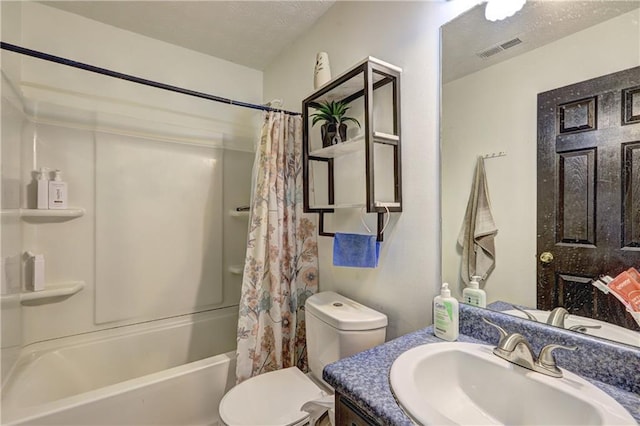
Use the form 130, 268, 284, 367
302, 57, 402, 241
335, 392, 381, 426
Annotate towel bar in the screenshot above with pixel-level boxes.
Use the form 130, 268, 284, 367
318, 210, 388, 242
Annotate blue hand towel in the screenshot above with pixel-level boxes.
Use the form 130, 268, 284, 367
333, 233, 380, 268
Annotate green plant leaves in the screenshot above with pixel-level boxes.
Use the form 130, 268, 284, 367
309, 100, 361, 128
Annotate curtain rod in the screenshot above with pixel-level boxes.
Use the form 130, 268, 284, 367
0, 42, 301, 116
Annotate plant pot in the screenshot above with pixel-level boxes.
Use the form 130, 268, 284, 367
321, 123, 348, 148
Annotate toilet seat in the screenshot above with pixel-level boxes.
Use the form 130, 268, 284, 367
219, 367, 325, 426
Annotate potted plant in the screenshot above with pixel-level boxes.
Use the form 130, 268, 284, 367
309, 100, 360, 147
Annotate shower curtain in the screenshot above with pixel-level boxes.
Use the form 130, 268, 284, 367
236, 111, 319, 383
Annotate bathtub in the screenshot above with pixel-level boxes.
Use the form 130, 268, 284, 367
1, 307, 238, 425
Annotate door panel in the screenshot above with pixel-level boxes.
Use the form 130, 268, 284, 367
622, 141, 640, 248
537, 67, 640, 331
556, 149, 596, 245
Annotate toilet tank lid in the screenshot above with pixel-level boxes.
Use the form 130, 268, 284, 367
305, 291, 388, 331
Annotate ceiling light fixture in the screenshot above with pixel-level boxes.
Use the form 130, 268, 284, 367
485, 0, 526, 22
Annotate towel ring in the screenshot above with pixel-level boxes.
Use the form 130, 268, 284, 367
360, 205, 390, 235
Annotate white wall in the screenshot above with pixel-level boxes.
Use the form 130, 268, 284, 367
16, 2, 263, 150
441, 10, 640, 306
1, 0, 25, 383
264, 1, 476, 339
3, 2, 261, 345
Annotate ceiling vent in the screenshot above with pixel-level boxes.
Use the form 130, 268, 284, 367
476, 37, 523, 59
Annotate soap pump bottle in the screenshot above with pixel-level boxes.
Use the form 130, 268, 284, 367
36, 167, 49, 209
48, 169, 68, 209
433, 282, 459, 341
463, 275, 487, 308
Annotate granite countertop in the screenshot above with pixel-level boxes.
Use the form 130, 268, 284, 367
323, 304, 640, 425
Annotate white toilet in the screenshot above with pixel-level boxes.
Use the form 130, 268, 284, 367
219, 291, 388, 426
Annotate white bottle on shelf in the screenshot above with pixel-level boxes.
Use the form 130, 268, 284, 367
36, 167, 49, 209
48, 169, 68, 209
462, 275, 487, 308
28, 253, 45, 291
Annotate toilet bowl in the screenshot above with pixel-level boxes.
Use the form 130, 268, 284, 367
219, 291, 387, 426
219, 367, 325, 426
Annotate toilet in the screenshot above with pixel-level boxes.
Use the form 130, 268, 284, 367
219, 291, 388, 426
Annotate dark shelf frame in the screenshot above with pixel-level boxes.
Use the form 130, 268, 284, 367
302, 58, 402, 242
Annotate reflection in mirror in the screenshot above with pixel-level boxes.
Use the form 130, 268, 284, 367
441, 1, 640, 347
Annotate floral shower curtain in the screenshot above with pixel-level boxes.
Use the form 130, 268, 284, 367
236, 111, 319, 383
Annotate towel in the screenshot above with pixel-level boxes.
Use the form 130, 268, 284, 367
300, 393, 335, 426
333, 233, 380, 268
457, 157, 498, 286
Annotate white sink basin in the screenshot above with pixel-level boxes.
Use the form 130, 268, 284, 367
502, 309, 640, 348
390, 342, 635, 425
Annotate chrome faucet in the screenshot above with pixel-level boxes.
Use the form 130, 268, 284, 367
483, 318, 577, 378
546, 307, 602, 334
546, 307, 571, 327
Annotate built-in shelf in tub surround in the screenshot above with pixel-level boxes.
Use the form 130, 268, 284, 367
20, 281, 85, 304
20, 208, 85, 218
1, 208, 85, 219
323, 303, 640, 425
228, 265, 244, 275
228, 209, 249, 218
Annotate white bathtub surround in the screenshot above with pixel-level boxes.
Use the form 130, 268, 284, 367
0, 2, 260, 353
236, 111, 319, 383
95, 132, 224, 324
1, 307, 237, 425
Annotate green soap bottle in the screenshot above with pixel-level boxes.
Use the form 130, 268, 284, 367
433, 283, 459, 341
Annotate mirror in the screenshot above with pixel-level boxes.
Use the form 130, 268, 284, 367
440, 1, 640, 347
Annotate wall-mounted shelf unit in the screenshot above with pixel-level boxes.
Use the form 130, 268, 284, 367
302, 57, 402, 241
308, 132, 399, 159
20, 281, 85, 304
310, 201, 401, 210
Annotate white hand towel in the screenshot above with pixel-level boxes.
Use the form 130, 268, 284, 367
300, 393, 335, 426
457, 156, 498, 287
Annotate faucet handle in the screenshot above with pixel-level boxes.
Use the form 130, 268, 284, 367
511, 305, 538, 322
482, 317, 508, 340
537, 344, 577, 369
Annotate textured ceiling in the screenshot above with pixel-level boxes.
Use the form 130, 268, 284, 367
42, 1, 335, 70
443, 1, 640, 83
40, 1, 640, 78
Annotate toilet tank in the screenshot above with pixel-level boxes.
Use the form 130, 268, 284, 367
305, 292, 387, 385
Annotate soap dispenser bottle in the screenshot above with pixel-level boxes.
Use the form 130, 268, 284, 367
48, 169, 68, 209
463, 275, 487, 308
433, 282, 459, 341
36, 167, 49, 209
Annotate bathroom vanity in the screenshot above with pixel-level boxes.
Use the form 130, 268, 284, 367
324, 304, 640, 425
335, 392, 382, 426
